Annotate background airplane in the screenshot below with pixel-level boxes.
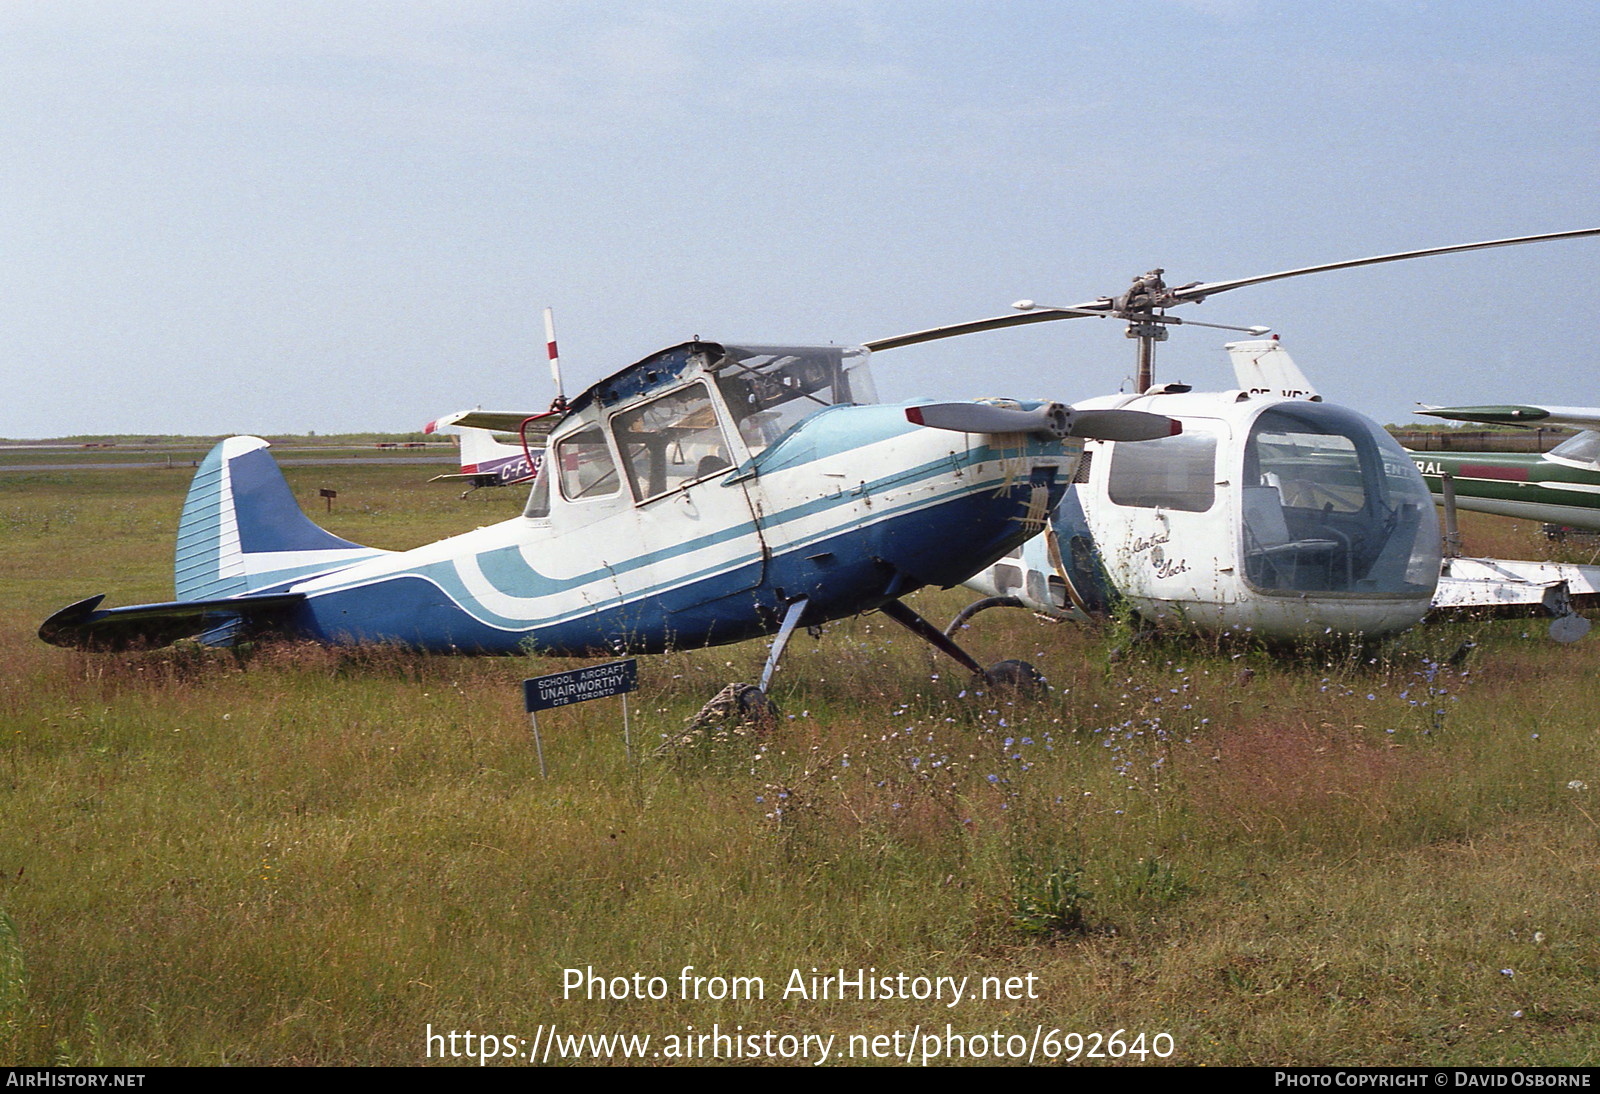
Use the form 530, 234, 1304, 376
1409, 404, 1600, 534
423, 409, 545, 496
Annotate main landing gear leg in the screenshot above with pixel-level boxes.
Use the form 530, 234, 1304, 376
674, 600, 807, 745
760, 597, 809, 693
879, 599, 1048, 697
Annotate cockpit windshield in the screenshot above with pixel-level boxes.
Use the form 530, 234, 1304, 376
1546, 430, 1600, 469
1241, 403, 1440, 597
712, 344, 876, 454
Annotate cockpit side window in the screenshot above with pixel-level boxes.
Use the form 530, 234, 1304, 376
714, 345, 876, 454
611, 382, 734, 503
554, 424, 621, 501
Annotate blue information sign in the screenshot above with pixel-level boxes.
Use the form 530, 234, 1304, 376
523, 659, 639, 712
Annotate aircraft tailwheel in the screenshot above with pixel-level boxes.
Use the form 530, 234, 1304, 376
982, 659, 1049, 698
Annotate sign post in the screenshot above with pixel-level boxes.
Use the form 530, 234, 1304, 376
521, 659, 640, 776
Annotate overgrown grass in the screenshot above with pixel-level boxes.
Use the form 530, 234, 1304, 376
1, 467, 1598, 1065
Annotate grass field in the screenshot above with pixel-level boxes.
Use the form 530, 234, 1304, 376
1, 460, 1598, 1066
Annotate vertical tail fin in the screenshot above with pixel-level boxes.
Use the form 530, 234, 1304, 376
1226, 338, 1321, 401
456, 426, 530, 472
175, 437, 389, 600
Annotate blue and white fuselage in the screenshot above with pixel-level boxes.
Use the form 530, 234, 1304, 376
43, 342, 1078, 655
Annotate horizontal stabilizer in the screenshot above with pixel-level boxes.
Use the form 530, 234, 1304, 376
39, 592, 307, 651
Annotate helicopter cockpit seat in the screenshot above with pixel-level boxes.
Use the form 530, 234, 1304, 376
1241, 483, 1349, 591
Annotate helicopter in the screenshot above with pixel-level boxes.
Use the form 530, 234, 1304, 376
858, 229, 1600, 643
1408, 403, 1600, 535
38, 339, 1178, 694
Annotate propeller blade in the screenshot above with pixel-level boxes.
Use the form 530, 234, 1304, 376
1172, 227, 1600, 304
905, 402, 1071, 437
905, 403, 1180, 441
1067, 409, 1183, 441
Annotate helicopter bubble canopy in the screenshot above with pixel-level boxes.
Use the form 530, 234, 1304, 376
1040, 390, 1443, 639
1239, 402, 1441, 599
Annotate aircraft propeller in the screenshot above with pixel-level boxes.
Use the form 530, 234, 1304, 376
905, 402, 1181, 442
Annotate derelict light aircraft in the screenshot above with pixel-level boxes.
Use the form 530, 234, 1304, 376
861, 229, 1600, 642
38, 340, 1180, 691
1408, 404, 1600, 534
423, 409, 544, 496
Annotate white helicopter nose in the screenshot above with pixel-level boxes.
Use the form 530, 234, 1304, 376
905, 402, 1179, 441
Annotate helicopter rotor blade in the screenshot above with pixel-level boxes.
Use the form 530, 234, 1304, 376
1172, 227, 1600, 304
865, 228, 1599, 353
905, 402, 1179, 441
864, 303, 1111, 352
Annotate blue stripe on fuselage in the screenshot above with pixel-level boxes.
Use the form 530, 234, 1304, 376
289, 470, 1057, 653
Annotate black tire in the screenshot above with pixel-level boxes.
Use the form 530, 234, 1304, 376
983, 659, 1048, 698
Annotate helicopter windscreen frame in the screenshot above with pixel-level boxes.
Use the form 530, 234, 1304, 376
1240, 403, 1439, 599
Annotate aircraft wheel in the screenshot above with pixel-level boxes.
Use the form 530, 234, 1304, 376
983, 659, 1049, 698
736, 684, 780, 728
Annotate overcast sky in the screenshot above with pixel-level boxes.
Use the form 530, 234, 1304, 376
4, 1, 1597, 438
